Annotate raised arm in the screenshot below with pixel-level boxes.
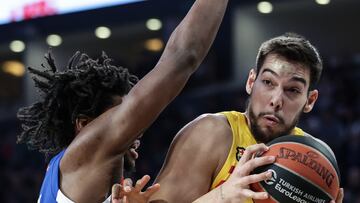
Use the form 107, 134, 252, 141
70, 0, 231, 156
60, 0, 229, 201
106, 0, 231, 152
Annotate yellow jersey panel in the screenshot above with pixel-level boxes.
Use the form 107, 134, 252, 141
210, 111, 305, 203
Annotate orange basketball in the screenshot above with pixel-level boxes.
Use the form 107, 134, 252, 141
250, 135, 340, 203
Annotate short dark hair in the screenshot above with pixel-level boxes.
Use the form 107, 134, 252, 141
255, 33, 322, 90
17, 51, 138, 157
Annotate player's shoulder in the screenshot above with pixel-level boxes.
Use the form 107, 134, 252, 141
176, 113, 232, 145
170, 113, 232, 165
191, 113, 230, 132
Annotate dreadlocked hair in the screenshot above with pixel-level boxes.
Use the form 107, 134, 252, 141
17, 51, 138, 157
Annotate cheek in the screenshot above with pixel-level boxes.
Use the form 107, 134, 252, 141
251, 85, 271, 106
250, 90, 268, 115
282, 100, 306, 122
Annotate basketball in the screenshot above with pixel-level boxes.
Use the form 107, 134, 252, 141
250, 135, 340, 203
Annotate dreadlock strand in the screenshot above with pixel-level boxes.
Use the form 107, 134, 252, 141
66, 51, 81, 70
28, 67, 53, 81
32, 77, 52, 93
44, 52, 58, 73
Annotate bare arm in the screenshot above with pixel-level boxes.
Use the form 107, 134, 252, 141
60, 0, 230, 202
150, 114, 276, 203
104, 0, 230, 153
66, 0, 230, 159
149, 114, 233, 203
193, 144, 275, 203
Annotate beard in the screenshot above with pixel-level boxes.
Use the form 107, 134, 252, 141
247, 100, 303, 143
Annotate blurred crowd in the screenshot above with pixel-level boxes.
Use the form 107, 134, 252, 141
0, 52, 359, 202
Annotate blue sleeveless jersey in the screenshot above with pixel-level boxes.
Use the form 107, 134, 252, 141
38, 150, 68, 203
37, 150, 112, 203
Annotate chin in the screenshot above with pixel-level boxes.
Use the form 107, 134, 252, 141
258, 127, 282, 143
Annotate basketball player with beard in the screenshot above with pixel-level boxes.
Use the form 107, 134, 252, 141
147, 33, 344, 203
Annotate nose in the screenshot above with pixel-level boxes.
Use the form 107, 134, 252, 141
270, 89, 283, 111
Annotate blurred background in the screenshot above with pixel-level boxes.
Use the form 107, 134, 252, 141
0, 0, 359, 202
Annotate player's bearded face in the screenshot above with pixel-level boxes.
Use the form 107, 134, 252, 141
247, 99, 304, 143
244, 54, 315, 143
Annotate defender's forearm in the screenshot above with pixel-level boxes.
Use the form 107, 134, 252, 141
110, 0, 230, 153
164, 0, 230, 73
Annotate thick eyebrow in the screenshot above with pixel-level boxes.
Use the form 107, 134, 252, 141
261, 68, 278, 77
261, 68, 307, 87
290, 76, 307, 87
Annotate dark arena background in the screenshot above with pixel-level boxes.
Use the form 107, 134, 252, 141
0, 0, 359, 202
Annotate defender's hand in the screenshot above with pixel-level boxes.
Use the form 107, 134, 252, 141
112, 175, 160, 203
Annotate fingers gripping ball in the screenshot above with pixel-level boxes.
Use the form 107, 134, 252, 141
250, 135, 340, 203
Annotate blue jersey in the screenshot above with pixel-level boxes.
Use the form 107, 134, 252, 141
37, 150, 112, 203
37, 150, 74, 203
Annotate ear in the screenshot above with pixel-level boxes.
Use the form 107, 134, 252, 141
75, 115, 92, 134
303, 89, 318, 113
246, 69, 257, 95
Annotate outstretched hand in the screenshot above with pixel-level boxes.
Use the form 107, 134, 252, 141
112, 175, 160, 203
